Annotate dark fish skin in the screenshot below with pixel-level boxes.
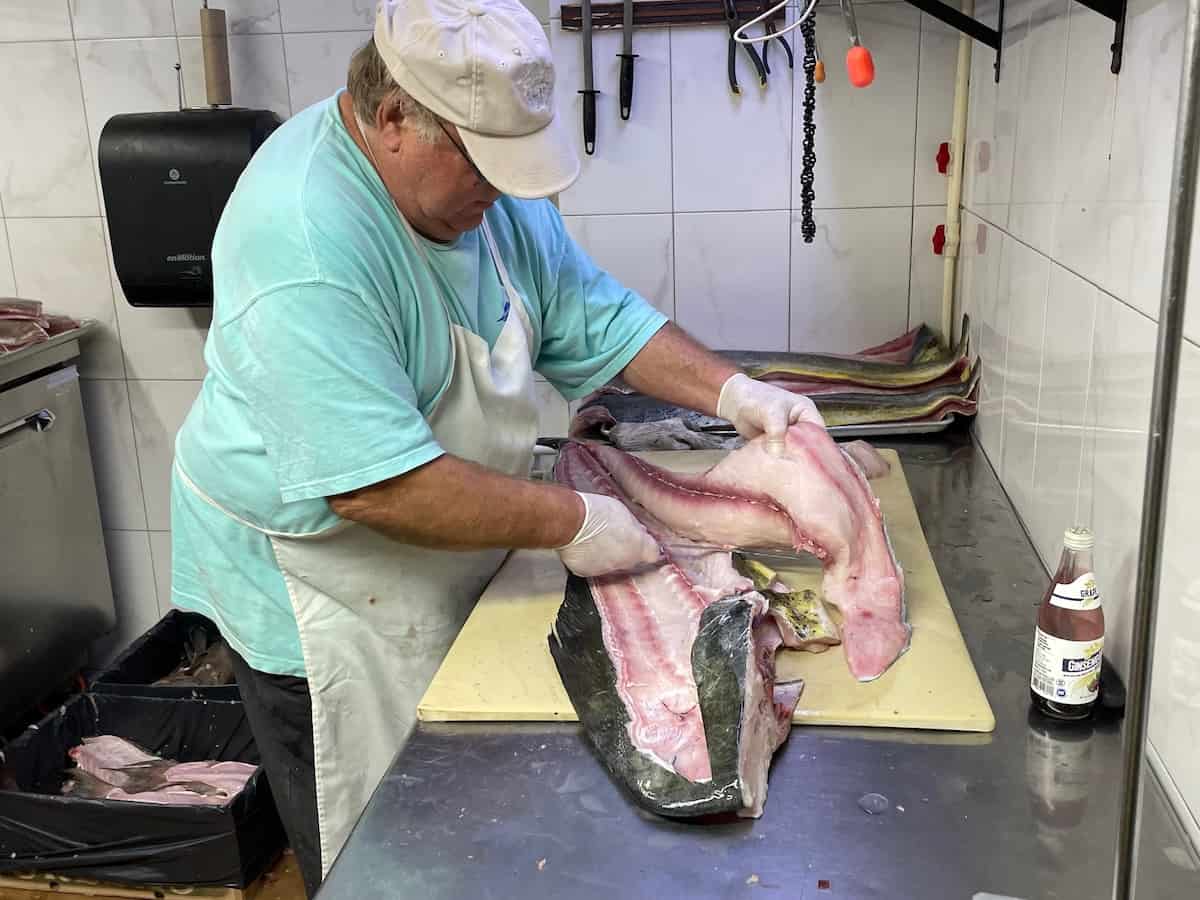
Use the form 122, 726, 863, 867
549, 575, 759, 818
816, 359, 981, 427
580, 359, 979, 432
729, 328, 964, 391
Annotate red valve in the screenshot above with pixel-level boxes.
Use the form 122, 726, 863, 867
936, 142, 951, 174
933, 224, 946, 256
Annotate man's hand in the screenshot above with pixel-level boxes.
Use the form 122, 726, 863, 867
556, 493, 663, 577
717, 373, 825, 447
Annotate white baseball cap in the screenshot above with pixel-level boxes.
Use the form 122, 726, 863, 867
373, 0, 580, 199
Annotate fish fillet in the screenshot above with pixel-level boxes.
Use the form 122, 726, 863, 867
550, 425, 908, 819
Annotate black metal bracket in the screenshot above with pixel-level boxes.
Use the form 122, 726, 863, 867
899, 0, 1126, 81
902, 0, 1003, 81
1074, 0, 1128, 74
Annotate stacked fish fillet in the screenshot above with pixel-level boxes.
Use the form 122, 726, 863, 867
550, 424, 907, 819
0, 299, 80, 354
61, 735, 256, 806
569, 317, 978, 451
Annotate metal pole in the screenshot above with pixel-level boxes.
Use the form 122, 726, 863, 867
1111, 0, 1200, 896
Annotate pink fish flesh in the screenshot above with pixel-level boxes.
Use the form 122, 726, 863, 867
551, 425, 908, 819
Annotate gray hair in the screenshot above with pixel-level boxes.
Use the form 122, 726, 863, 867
347, 37, 441, 142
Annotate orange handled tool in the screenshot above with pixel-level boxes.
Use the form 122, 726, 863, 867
838, 0, 875, 87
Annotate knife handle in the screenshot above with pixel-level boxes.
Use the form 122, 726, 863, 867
617, 53, 637, 121
580, 89, 598, 155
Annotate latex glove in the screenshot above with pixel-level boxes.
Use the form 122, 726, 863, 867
556, 492, 663, 577
717, 373, 825, 452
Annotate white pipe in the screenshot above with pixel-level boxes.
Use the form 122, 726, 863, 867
941, 2, 974, 345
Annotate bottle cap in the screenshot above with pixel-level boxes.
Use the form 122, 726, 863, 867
1063, 526, 1094, 551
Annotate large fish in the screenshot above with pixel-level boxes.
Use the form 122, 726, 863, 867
721, 320, 970, 389
549, 426, 907, 819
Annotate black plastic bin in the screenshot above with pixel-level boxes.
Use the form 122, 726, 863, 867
90, 610, 241, 701
0, 693, 285, 887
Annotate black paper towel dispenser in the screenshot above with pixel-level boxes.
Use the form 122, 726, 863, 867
98, 108, 282, 308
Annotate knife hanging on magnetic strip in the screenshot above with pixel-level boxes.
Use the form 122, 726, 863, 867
579, 0, 599, 153
617, 0, 638, 120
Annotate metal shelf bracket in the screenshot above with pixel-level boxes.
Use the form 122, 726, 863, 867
900, 0, 1126, 80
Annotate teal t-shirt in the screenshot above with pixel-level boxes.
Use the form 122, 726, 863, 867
170, 92, 667, 677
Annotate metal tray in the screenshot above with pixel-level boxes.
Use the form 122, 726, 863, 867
827, 416, 957, 438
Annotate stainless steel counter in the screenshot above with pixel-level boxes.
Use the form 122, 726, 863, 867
318, 432, 1200, 899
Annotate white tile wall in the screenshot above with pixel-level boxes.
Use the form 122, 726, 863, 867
910, 205, 945, 331
0, 40, 98, 217
1006, 0, 1069, 255
277, 0, 375, 33
965, 0, 1200, 842
672, 26, 792, 212
674, 210, 791, 351
173, 0, 282, 35
551, 23, 673, 216
1050, 4, 1118, 291
1028, 264, 1095, 566
129, 379, 202, 531
914, 15, 958, 206
997, 236, 1048, 520
80, 378, 148, 532
149, 530, 173, 615
70, 0, 177, 39
791, 207, 912, 353
7, 216, 124, 378
92, 529, 159, 665
1105, 0, 1188, 319
283, 29, 370, 113
0, 0, 73, 41
0, 217, 15, 295
563, 213, 674, 316
802, 4, 919, 210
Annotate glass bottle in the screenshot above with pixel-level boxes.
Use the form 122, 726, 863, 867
1029, 526, 1105, 720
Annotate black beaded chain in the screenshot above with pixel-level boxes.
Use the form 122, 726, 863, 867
799, 15, 817, 243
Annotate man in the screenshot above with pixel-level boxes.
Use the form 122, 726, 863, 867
169, 0, 821, 894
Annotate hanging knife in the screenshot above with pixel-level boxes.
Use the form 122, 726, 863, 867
579, 0, 599, 154
617, 0, 638, 120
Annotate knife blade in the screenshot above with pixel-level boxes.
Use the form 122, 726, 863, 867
617, 0, 637, 120
659, 543, 816, 565
579, 0, 598, 154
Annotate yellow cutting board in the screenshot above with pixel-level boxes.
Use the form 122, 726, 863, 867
418, 449, 996, 732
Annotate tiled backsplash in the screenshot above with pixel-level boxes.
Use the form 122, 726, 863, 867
960, 0, 1199, 846
554, 3, 959, 352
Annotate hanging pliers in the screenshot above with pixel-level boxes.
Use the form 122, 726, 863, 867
724, 0, 767, 95
761, 18, 795, 76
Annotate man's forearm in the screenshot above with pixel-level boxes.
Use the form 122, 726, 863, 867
620, 322, 739, 416
328, 454, 584, 550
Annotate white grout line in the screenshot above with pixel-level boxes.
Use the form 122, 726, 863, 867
276, 1, 297, 117
1026, 259, 1052, 508
1072, 288, 1099, 526
965, 206, 1167, 329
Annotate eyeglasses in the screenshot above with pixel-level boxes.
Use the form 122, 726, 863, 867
437, 120, 491, 188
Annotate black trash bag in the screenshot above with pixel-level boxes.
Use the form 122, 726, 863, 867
91, 610, 240, 701
0, 693, 284, 887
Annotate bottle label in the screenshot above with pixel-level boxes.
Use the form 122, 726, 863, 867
1049, 572, 1102, 611
1031, 628, 1103, 704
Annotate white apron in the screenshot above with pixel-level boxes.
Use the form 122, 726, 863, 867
184, 214, 540, 877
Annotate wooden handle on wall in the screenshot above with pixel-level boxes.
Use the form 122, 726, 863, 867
200, 7, 232, 106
